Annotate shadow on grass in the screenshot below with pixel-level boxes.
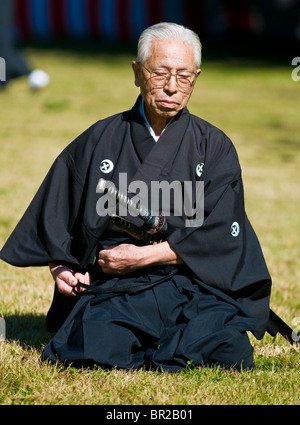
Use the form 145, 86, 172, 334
4, 313, 52, 349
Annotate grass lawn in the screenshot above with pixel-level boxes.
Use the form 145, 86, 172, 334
0, 45, 299, 405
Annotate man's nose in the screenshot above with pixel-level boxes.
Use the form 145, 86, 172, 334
164, 73, 178, 93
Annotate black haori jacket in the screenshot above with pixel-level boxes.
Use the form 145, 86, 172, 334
0, 97, 272, 339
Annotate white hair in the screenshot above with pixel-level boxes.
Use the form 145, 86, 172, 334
137, 22, 202, 68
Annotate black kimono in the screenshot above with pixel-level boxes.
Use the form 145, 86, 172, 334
0, 97, 272, 371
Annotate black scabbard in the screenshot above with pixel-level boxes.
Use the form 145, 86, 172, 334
266, 309, 297, 345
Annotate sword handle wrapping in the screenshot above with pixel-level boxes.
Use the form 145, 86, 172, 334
97, 178, 173, 235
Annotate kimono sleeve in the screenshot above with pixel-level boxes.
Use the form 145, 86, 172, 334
0, 150, 84, 267
167, 137, 272, 338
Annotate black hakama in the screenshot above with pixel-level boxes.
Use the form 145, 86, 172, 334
43, 260, 256, 371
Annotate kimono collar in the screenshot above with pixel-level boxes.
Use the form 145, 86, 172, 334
139, 98, 172, 142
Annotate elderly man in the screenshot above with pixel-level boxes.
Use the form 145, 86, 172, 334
0, 23, 271, 371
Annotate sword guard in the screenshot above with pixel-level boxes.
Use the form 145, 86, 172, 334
146, 213, 167, 234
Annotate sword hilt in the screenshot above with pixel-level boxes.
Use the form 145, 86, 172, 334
97, 178, 170, 234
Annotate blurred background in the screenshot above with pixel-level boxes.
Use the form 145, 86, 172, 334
0, 0, 299, 89
5, 0, 299, 59
11, 0, 300, 50
1, 0, 298, 90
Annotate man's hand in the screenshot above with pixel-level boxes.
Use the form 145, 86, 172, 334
49, 262, 91, 296
98, 241, 183, 275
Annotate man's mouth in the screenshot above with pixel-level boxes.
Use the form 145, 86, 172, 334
158, 100, 178, 108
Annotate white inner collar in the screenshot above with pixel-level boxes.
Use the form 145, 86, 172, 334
139, 98, 171, 142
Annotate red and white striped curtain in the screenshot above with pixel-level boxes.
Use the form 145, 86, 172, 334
14, 0, 257, 42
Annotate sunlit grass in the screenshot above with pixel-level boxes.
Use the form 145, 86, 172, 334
0, 47, 299, 405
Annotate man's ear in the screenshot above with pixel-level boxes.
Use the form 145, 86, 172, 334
132, 61, 141, 87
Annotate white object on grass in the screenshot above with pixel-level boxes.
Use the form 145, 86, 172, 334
28, 69, 50, 90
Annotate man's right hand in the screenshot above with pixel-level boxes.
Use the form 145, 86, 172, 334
49, 262, 91, 296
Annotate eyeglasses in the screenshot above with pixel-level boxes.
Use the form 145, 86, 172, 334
141, 65, 199, 90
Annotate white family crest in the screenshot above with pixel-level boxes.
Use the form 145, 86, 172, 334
196, 163, 204, 177
231, 221, 240, 237
100, 159, 114, 174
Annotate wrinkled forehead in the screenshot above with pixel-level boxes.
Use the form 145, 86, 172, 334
146, 39, 197, 69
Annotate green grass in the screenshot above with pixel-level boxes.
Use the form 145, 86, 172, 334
0, 46, 299, 405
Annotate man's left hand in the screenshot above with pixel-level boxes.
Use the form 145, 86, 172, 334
98, 241, 183, 275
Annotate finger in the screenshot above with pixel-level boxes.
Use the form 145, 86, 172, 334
50, 264, 75, 280
74, 272, 88, 283
99, 245, 117, 259
98, 250, 109, 261
74, 272, 91, 291
63, 273, 78, 287
98, 257, 106, 267
85, 272, 91, 285
56, 280, 76, 297
55, 268, 78, 286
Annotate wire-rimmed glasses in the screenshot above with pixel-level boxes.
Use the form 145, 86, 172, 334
142, 65, 199, 90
